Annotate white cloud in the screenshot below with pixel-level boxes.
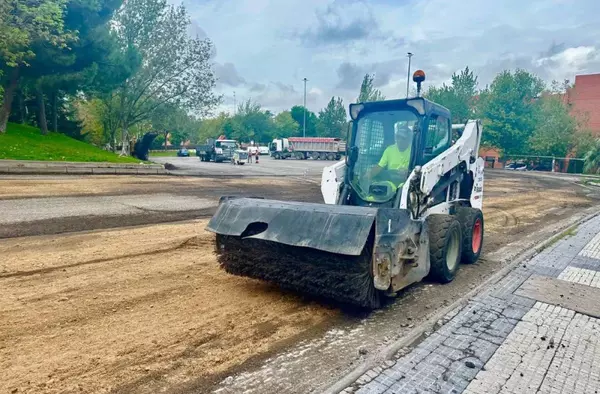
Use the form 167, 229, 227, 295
176, 0, 600, 114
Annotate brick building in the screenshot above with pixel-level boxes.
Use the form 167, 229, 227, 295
568, 73, 600, 135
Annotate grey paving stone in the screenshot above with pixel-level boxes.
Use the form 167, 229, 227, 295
344, 217, 600, 394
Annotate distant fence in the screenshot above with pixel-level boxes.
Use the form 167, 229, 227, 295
500, 155, 586, 174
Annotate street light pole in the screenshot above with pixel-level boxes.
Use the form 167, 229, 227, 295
233, 91, 236, 115
406, 52, 413, 98
303, 78, 308, 138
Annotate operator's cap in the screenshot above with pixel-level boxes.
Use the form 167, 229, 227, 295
395, 125, 411, 138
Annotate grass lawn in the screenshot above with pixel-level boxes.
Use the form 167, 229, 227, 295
150, 149, 196, 157
150, 150, 178, 157
0, 123, 141, 163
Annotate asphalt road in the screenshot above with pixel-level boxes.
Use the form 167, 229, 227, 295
151, 154, 333, 177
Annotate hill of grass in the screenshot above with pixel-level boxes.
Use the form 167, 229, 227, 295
0, 123, 140, 163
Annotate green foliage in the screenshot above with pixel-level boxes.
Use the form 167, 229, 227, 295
357, 74, 385, 103
229, 99, 274, 142
111, 0, 221, 136
290, 105, 318, 136
572, 130, 598, 158
0, 0, 74, 68
151, 134, 165, 149
197, 112, 229, 142
528, 95, 577, 157
73, 97, 105, 145
478, 69, 545, 155
273, 111, 299, 138
584, 139, 600, 174
0, 122, 139, 162
425, 67, 478, 124
317, 96, 347, 138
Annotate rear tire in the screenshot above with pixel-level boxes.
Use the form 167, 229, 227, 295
311, 151, 319, 160
456, 207, 484, 264
427, 215, 462, 283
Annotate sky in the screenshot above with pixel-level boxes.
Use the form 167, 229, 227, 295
178, 0, 600, 115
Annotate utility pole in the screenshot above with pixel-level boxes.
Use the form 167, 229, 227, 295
233, 91, 236, 115
406, 52, 413, 98
303, 78, 308, 137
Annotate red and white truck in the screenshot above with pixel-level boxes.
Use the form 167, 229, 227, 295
269, 137, 346, 160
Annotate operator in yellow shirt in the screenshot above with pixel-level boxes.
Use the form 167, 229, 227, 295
369, 125, 412, 182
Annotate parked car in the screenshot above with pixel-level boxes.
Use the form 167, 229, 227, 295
531, 162, 553, 172
504, 162, 527, 171
177, 148, 190, 157
258, 146, 269, 155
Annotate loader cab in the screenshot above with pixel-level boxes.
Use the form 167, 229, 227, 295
347, 97, 451, 206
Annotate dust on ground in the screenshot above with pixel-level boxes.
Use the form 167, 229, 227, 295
0, 221, 337, 394
1, 172, 598, 394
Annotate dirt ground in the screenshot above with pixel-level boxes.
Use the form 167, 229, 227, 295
0, 221, 338, 394
1, 172, 598, 394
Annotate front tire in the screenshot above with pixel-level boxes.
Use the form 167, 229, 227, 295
456, 207, 484, 264
427, 215, 462, 283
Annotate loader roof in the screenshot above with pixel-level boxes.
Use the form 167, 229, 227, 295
353, 97, 451, 119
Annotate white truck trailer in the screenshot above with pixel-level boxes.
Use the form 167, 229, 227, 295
269, 137, 345, 160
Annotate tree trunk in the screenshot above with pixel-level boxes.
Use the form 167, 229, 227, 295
18, 89, 25, 124
36, 87, 48, 135
120, 118, 129, 156
0, 67, 20, 133
52, 91, 58, 133
164, 130, 169, 150
120, 129, 129, 156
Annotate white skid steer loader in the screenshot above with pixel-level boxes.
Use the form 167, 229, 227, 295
207, 71, 485, 309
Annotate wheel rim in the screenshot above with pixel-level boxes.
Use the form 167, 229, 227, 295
446, 228, 460, 271
472, 219, 482, 253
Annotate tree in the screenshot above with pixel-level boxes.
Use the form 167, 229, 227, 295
273, 111, 299, 138
110, 0, 221, 154
478, 69, 545, 155
317, 96, 347, 138
150, 103, 191, 149
74, 97, 107, 145
528, 95, 577, 157
231, 99, 274, 143
197, 112, 229, 142
425, 67, 478, 124
584, 139, 600, 174
290, 105, 318, 136
22, 0, 124, 135
357, 73, 385, 103
0, 0, 75, 133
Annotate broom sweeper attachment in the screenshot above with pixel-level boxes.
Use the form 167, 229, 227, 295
206, 197, 428, 309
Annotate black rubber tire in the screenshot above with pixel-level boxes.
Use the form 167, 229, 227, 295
274, 152, 280, 159
456, 207, 484, 264
427, 214, 463, 283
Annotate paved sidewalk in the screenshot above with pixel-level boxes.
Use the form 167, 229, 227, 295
343, 214, 600, 394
